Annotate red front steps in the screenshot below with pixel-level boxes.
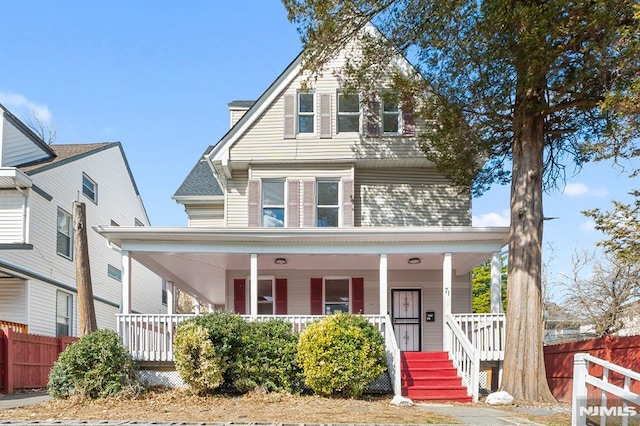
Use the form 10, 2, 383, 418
401, 351, 472, 403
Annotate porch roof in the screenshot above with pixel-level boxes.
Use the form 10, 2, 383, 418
95, 226, 508, 305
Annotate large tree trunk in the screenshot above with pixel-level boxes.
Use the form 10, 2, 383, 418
73, 201, 98, 336
501, 84, 556, 402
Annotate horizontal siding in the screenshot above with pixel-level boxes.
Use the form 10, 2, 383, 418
1, 118, 49, 167
229, 42, 425, 163
27, 280, 57, 337
186, 205, 224, 228
0, 278, 26, 323
0, 189, 26, 243
226, 170, 248, 227
355, 168, 471, 227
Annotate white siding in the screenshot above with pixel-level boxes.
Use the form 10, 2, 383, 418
0, 189, 26, 243
0, 278, 26, 324
186, 205, 224, 227
226, 170, 248, 227
27, 280, 57, 337
1, 117, 50, 167
355, 168, 471, 227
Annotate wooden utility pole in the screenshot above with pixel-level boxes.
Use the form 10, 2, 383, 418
73, 201, 98, 336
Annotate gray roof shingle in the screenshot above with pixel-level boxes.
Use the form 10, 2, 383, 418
173, 146, 223, 197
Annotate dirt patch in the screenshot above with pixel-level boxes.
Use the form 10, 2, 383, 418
0, 388, 455, 424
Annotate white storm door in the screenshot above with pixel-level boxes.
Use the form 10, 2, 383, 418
391, 289, 421, 352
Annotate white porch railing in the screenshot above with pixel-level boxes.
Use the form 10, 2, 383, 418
116, 313, 401, 396
572, 353, 640, 426
445, 313, 480, 402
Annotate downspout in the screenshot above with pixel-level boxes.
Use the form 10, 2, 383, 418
13, 180, 28, 244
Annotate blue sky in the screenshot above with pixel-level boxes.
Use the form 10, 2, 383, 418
1, 1, 637, 299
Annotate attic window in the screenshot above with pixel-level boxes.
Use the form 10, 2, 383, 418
82, 173, 98, 204
298, 92, 314, 134
338, 93, 360, 133
382, 99, 400, 133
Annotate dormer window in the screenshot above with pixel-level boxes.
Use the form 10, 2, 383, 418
337, 93, 360, 133
82, 173, 97, 204
298, 92, 314, 134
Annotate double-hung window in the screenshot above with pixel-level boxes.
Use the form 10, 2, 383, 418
382, 99, 401, 134
56, 208, 73, 259
337, 93, 360, 133
262, 180, 285, 227
56, 291, 72, 337
316, 180, 339, 227
325, 278, 350, 314
258, 278, 274, 314
298, 92, 314, 134
82, 173, 98, 204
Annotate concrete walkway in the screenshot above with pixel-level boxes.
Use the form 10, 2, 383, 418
0, 393, 553, 425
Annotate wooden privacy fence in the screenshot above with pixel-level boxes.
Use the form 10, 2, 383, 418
0, 327, 77, 393
544, 334, 640, 402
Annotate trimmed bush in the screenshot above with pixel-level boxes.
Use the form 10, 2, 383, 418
297, 313, 387, 397
47, 329, 140, 399
173, 322, 224, 395
235, 319, 304, 393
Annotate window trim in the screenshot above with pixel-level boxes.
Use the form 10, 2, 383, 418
323, 276, 352, 314
56, 290, 73, 337
107, 264, 122, 281
337, 92, 361, 134
56, 207, 73, 260
382, 98, 402, 135
297, 91, 315, 135
261, 179, 286, 228
82, 173, 98, 204
244, 275, 276, 315
316, 179, 340, 228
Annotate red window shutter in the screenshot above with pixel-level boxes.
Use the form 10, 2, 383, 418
247, 179, 261, 227
234, 279, 246, 314
352, 277, 364, 314
319, 93, 332, 138
402, 111, 416, 136
366, 99, 380, 138
310, 278, 323, 315
342, 178, 354, 227
284, 94, 295, 139
288, 180, 300, 227
275, 278, 288, 314
303, 180, 316, 227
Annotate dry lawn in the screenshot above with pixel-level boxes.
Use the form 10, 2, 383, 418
0, 388, 455, 424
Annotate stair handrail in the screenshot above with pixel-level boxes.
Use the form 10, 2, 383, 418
383, 314, 402, 396
444, 313, 480, 402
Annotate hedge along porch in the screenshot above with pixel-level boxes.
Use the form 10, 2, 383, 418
97, 226, 508, 354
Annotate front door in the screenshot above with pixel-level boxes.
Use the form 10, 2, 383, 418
391, 289, 421, 351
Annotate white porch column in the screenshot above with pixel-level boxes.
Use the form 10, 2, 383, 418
193, 298, 201, 315
442, 252, 452, 351
121, 250, 132, 314
250, 253, 258, 317
490, 251, 503, 313
166, 281, 175, 315
379, 254, 388, 316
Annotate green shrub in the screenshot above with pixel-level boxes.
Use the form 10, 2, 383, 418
173, 322, 224, 395
47, 329, 140, 399
297, 313, 387, 397
235, 319, 304, 393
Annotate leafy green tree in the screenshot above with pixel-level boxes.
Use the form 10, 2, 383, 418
472, 260, 507, 314
283, 0, 639, 401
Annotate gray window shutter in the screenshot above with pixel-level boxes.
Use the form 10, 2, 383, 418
402, 111, 416, 136
248, 179, 261, 227
303, 180, 316, 227
288, 180, 300, 227
284, 94, 295, 139
366, 99, 380, 138
342, 178, 354, 227
319, 93, 332, 138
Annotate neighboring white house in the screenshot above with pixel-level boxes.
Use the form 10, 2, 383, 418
96, 28, 508, 401
0, 103, 165, 337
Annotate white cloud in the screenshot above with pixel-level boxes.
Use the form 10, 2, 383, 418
472, 211, 510, 227
580, 219, 596, 232
563, 183, 608, 198
0, 92, 53, 125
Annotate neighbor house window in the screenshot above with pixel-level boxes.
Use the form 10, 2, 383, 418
262, 180, 285, 227
316, 180, 339, 227
337, 93, 360, 133
56, 291, 72, 337
382, 99, 401, 133
325, 278, 350, 314
258, 278, 274, 314
56, 208, 73, 259
161, 280, 168, 306
134, 218, 144, 227
298, 92, 314, 134
82, 173, 97, 203
107, 264, 122, 281
110, 220, 119, 226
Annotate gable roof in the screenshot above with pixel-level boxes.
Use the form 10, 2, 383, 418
0, 102, 56, 159
173, 145, 223, 198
